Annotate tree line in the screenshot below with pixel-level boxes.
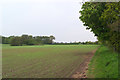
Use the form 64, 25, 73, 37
1, 35, 55, 46
54, 41, 98, 45
80, 1, 120, 53
0, 35, 98, 46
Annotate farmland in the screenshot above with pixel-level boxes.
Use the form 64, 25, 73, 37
2, 44, 98, 78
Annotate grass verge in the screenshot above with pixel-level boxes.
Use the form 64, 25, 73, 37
87, 45, 118, 78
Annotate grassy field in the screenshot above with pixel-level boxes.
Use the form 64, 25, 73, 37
2, 44, 98, 78
87, 45, 118, 78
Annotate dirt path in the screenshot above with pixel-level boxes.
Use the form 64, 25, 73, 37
71, 49, 97, 78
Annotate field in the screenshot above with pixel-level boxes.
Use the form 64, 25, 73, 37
2, 44, 98, 78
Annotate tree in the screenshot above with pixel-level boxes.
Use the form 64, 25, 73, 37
2, 36, 5, 44
1, 36, 13, 44
49, 35, 55, 44
10, 37, 22, 46
79, 2, 120, 52
26, 35, 37, 45
100, 2, 120, 52
34, 36, 43, 45
21, 34, 29, 45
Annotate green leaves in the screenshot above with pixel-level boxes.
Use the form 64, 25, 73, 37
79, 2, 120, 52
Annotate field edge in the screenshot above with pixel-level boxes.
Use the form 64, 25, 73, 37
87, 45, 118, 78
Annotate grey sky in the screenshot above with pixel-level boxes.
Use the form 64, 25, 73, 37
1, 0, 97, 42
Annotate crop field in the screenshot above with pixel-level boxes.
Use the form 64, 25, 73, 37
2, 44, 99, 78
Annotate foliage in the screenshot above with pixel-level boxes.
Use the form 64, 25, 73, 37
2, 35, 98, 46
2, 36, 14, 44
2, 34, 55, 46
79, 2, 120, 52
53, 41, 98, 45
11, 37, 22, 46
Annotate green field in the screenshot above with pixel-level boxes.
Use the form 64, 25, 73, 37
2, 44, 98, 78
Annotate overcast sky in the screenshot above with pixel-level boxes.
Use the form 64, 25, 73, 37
0, 0, 97, 42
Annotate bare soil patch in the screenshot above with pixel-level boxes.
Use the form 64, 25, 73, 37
71, 49, 97, 78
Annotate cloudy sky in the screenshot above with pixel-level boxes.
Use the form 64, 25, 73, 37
0, 0, 97, 42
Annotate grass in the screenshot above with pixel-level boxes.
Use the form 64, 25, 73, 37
87, 45, 118, 78
2, 44, 98, 78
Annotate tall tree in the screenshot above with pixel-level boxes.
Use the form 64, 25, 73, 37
79, 2, 120, 52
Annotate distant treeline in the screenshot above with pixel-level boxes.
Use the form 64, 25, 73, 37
0, 35, 98, 46
1, 35, 55, 46
53, 41, 98, 45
